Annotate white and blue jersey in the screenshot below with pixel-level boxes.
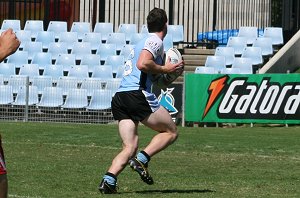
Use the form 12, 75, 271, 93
118, 33, 164, 93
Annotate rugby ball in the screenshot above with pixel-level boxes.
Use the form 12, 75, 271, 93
165, 47, 182, 64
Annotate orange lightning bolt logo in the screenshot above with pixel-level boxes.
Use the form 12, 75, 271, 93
202, 76, 228, 119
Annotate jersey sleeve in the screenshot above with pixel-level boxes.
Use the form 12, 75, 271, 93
143, 36, 164, 59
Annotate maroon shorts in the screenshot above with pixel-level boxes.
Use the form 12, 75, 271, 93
0, 135, 6, 175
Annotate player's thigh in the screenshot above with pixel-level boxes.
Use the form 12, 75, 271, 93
141, 106, 176, 133
118, 119, 139, 148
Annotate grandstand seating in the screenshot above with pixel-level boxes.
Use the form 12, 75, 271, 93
24, 20, 44, 39
61, 88, 88, 109
13, 85, 39, 106
47, 21, 68, 40
87, 89, 113, 110
263, 27, 283, 45
241, 47, 263, 65
70, 22, 91, 41
1, 19, 21, 31
237, 26, 258, 45
232, 57, 253, 74
214, 46, 235, 66
118, 23, 137, 43
0, 85, 14, 105
93, 22, 113, 43
37, 87, 64, 108
194, 66, 216, 74
204, 56, 226, 73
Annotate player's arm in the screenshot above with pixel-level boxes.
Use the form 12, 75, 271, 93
0, 29, 20, 62
137, 49, 182, 74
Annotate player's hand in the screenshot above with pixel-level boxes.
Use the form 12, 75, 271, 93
163, 56, 184, 73
0, 28, 20, 57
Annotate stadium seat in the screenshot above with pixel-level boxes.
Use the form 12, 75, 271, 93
80, 78, 106, 96
204, 56, 226, 74
214, 46, 235, 66
31, 75, 53, 94
0, 75, 3, 85
105, 55, 125, 74
13, 85, 39, 106
31, 52, 52, 71
67, 65, 89, 80
115, 65, 125, 78
86, 89, 113, 110
80, 54, 101, 73
106, 33, 126, 51
168, 25, 184, 43
7, 75, 28, 94
24, 20, 44, 40
22, 41, 43, 61
93, 22, 113, 43
252, 37, 273, 56
226, 36, 248, 55
61, 88, 88, 109
56, 76, 79, 95
71, 42, 92, 61
118, 23, 137, 43
35, 31, 55, 50
241, 47, 263, 65
37, 87, 64, 108
129, 33, 147, 45
58, 32, 79, 51
232, 57, 253, 74
96, 43, 117, 63
18, 64, 40, 77
263, 27, 283, 45
70, 22, 91, 41
43, 64, 64, 82
237, 26, 258, 45
55, 54, 76, 72
0, 63, 16, 77
47, 21, 68, 40
92, 65, 113, 79
48, 42, 69, 61
6, 51, 29, 69
0, 85, 14, 105
194, 66, 216, 74
82, 32, 102, 51
1, 19, 21, 31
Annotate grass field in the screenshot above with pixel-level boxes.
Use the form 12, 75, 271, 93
0, 122, 299, 198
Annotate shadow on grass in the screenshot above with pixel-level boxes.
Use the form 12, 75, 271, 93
133, 189, 215, 194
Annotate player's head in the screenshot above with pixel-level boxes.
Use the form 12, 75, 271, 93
147, 8, 168, 34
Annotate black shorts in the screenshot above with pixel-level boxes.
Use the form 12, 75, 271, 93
111, 90, 160, 121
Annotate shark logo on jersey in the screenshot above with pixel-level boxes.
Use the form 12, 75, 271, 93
158, 88, 178, 115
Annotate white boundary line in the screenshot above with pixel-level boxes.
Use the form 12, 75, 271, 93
9, 194, 42, 198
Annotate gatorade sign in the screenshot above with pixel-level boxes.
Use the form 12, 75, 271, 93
185, 73, 300, 124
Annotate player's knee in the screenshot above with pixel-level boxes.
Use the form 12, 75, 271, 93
168, 126, 178, 143
123, 143, 138, 158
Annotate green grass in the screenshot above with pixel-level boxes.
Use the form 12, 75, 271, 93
1, 122, 299, 198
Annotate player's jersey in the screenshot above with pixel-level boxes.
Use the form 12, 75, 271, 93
118, 33, 164, 93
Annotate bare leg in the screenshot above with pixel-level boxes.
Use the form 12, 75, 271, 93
107, 119, 139, 176
0, 174, 8, 198
141, 106, 178, 157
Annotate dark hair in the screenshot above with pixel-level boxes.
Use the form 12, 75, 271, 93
147, 8, 168, 33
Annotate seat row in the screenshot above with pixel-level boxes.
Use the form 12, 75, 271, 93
0, 85, 113, 110
196, 57, 254, 74
1, 20, 183, 49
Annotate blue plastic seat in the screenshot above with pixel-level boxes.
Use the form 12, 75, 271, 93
13, 85, 39, 106
15, 30, 32, 49
22, 41, 43, 61
214, 47, 235, 66
71, 42, 92, 61
6, 51, 29, 69
226, 36, 248, 55
82, 32, 102, 51
31, 52, 52, 71
47, 21, 68, 40
263, 27, 283, 45
37, 87, 64, 108
55, 54, 76, 72
204, 56, 226, 73
31, 76, 53, 94
232, 57, 253, 74
80, 54, 101, 73
118, 24, 137, 43
61, 88, 88, 109
220, 67, 241, 74
252, 37, 273, 56
58, 32, 79, 50
48, 42, 69, 61
140, 24, 148, 33
106, 33, 126, 51
92, 65, 113, 79
0, 85, 14, 104
81, 78, 106, 96
163, 34, 173, 52
0, 63, 16, 77
24, 20, 44, 40
19, 64, 40, 77
70, 22, 91, 41
43, 64, 64, 82
56, 76, 79, 95
241, 47, 263, 65
96, 43, 117, 62
120, 44, 135, 59
93, 22, 113, 43
168, 25, 184, 43
35, 31, 55, 50
1, 19, 21, 31
67, 65, 89, 80
86, 89, 113, 110
129, 33, 147, 45
237, 26, 258, 45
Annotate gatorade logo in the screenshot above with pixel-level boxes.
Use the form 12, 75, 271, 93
203, 76, 300, 120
